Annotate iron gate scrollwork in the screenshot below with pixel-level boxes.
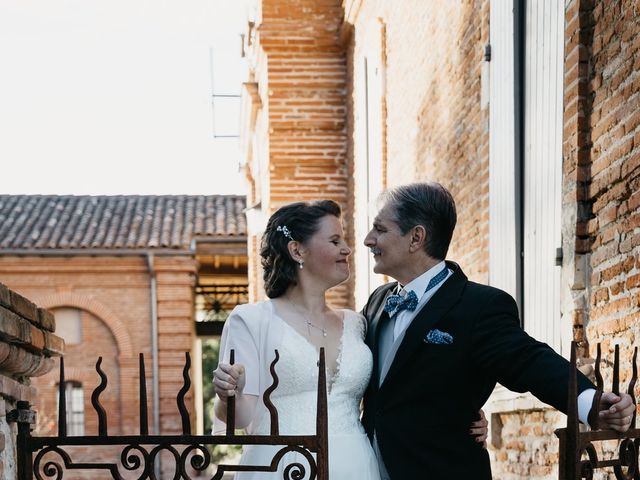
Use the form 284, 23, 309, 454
11, 348, 329, 480
556, 341, 639, 479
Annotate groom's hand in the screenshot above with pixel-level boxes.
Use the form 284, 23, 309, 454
213, 363, 246, 400
597, 392, 635, 432
469, 409, 488, 448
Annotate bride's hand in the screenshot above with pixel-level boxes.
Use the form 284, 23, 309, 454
213, 363, 246, 400
469, 409, 488, 448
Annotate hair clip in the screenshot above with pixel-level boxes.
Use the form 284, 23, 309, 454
276, 225, 294, 241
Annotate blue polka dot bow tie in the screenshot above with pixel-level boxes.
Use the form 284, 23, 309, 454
383, 267, 449, 318
384, 290, 419, 318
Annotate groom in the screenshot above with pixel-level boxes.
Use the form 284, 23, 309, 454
360, 182, 635, 479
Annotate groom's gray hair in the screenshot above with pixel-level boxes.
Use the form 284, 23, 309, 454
380, 182, 457, 260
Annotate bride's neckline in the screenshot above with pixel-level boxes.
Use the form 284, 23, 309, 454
268, 300, 347, 392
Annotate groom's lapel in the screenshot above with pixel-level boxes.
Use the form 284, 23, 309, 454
367, 283, 397, 389
380, 263, 467, 390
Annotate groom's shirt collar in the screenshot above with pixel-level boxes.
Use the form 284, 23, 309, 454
397, 260, 447, 298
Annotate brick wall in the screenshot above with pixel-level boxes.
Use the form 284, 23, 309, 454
33, 309, 121, 436
30, 308, 122, 480
413, 1, 491, 282
579, 3, 640, 474
0, 254, 197, 478
346, 0, 639, 478
155, 256, 197, 435
491, 409, 565, 479
1, 256, 152, 435
242, 0, 640, 477
260, 0, 348, 206
243, 0, 491, 303
0, 283, 63, 479
583, 0, 640, 353
242, 0, 352, 307
490, 1, 640, 478
345, 0, 491, 284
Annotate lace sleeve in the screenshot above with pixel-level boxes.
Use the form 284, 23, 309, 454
352, 311, 368, 340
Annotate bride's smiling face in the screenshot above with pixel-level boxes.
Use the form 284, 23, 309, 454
298, 215, 351, 287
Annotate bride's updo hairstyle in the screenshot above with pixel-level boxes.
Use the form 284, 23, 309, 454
261, 200, 341, 298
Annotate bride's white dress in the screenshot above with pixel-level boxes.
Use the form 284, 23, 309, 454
234, 307, 380, 479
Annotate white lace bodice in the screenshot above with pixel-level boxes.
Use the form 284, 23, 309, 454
253, 309, 373, 436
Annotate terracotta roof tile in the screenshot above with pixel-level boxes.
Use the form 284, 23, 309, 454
0, 195, 247, 251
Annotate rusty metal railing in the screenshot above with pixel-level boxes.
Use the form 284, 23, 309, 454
9, 348, 329, 480
555, 341, 639, 479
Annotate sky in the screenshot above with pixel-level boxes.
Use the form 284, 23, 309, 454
0, 0, 248, 195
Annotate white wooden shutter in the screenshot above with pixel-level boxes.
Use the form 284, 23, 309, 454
489, 1, 518, 301
523, 0, 564, 352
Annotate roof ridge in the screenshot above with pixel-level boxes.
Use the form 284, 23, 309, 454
0, 195, 246, 250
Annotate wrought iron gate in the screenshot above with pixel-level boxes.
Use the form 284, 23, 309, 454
555, 341, 639, 479
10, 349, 329, 480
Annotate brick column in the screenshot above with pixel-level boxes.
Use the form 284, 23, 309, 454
0, 283, 63, 479
561, 0, 596, 361
243, 0, 351, 307
154, 256, 197, 435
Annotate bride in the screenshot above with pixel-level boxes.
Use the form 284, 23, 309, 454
213, 200, 487, 478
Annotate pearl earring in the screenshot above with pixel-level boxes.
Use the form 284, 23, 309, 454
298, 260, 304, 269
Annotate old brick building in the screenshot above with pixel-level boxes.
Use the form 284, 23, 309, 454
1, 1, 637, 478
239, 0, 351, 306
0, 195, 247, 477
239, 0, 640, 478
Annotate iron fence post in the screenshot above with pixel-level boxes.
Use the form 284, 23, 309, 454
13, 400, 34, 480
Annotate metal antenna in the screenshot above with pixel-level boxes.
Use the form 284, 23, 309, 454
209, 47, 241, 139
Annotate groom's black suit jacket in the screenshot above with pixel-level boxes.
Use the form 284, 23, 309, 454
361, 261, 594, 479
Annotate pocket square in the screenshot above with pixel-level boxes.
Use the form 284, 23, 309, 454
424, 329, 453, 345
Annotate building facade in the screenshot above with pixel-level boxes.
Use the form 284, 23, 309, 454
239, 0, 352, 307
0, 195, 247, 478
239, 0, 640, 477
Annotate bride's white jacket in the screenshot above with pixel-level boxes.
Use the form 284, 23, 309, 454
214, 301, 288, 434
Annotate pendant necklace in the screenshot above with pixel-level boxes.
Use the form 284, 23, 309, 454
289, 302, 328, 337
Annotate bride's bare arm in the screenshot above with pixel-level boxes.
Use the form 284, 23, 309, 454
213, 363, 259, 429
